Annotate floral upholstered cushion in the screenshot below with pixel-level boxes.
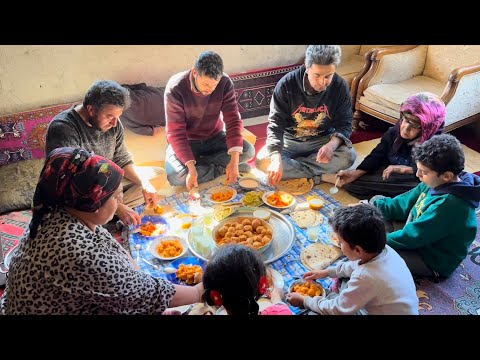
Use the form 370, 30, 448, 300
0, 159, 44, 214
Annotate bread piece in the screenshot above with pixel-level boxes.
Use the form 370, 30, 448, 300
300, 243, 343, 270
276, 178, 313, 195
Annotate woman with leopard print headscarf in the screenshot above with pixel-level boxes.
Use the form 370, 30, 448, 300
1, 147, 202, 315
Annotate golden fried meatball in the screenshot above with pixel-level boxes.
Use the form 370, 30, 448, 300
253, 241, 262, 248
244, 231, 253, 238
251, 219, 262, 230
235, 223, 244, 230
262, 235, 272, 244
241, 219, 252, 226
243, 225, 253, 232
218, 226, 229, 237
255, 226, 265, 234
238, 235, 247, 242
235, 230, 244, 237
264, 229, 273, 237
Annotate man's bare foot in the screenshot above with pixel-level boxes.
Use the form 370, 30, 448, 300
321, 173, 337, 185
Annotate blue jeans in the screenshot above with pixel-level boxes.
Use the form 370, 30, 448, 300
257, 135, 356, 182
166, 131, 255, 186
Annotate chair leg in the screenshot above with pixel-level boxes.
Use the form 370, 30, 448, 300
353, 110, 364, 131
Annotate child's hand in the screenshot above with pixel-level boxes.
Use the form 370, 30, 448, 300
269, 285, 286, 303
303, 269, 328, 280
286, 292, 305, 308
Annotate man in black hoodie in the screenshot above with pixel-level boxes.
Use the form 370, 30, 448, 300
256, 45, 356, 185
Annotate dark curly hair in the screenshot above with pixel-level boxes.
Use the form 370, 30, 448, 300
194, 51, 224, 80
83, 80, 131, 112
412, 133, 464, 176
328, 204, 386, 254
202, 244, 266, 315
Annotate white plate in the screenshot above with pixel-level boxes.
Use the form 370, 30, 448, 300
262, 190, 296, 209
216, 297, 274, 315
205, 185, 237, 204
148, 235, 188, 261
267, 267, 284, 289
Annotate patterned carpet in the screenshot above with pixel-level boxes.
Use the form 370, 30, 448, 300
416, 215, 480, 315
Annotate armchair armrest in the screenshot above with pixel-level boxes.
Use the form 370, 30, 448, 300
350, 47, 382, 109
355, 46, 426, 108
441, 64, 480, 103
440, 64, 480, 129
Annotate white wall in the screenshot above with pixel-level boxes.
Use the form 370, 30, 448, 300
0, 45, 307, 115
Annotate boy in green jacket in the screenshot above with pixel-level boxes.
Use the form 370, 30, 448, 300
373, 134, 480, 279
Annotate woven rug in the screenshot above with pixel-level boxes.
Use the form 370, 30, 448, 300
230, 63, 302, 120
415, 215, 480, 315
0, 103, 73, 165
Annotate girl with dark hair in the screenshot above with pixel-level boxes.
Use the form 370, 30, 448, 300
202, 244, 292, 315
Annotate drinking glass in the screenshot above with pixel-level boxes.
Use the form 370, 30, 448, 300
306, 224, 320, 242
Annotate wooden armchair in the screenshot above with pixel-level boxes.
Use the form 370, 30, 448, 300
337, 45, 390, 109
353, 45, 480, 132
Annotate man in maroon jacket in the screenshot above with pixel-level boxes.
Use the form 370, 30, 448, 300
165, 51, 255, 190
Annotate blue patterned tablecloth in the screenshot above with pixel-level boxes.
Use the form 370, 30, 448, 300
128, 180, 344, 315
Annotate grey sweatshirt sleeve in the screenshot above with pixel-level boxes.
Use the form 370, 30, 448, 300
45, 120, 82, 157
112, 121, 134, 168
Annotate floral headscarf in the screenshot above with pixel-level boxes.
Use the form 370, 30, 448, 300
29, 147, 124, 238
399, 92, 446, 144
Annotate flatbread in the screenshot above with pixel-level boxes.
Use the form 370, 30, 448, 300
300, 243, 343, 271
213, 205, 238, 221
276, 178, 314, 195
289, 209, 323, 228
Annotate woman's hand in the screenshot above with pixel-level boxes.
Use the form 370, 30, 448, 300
337, 169, 366, 186
116, 203, 141, 226
382, 165, 413, 180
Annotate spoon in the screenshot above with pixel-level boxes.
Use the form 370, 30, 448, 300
329, 177, 340, 194
134, 244, 141, 262
141, 257, 160, 271
162, 266, 178, 274
140, 258, 177, 274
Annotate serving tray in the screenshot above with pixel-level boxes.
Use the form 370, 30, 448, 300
187, 207, 296, 264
